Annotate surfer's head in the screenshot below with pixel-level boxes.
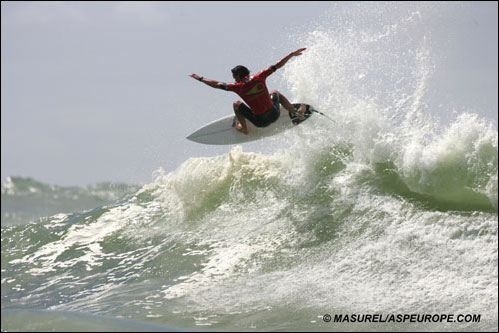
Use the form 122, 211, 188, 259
231, 65, 250, 82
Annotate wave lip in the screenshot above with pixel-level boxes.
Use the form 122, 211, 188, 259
398, 113, 498, 211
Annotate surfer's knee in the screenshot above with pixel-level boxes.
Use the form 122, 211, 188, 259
272, 90, 286, 100
233, 100, 242, 111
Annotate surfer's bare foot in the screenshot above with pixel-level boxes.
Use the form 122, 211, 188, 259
236, 121, 249, 135
296, 105, 306, 120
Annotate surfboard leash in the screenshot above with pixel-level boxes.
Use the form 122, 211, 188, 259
310, 108, 336, 124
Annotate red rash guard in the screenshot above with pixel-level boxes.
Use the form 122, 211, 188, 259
224, 66, 276, 115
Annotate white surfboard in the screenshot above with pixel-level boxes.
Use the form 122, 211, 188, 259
186, 103, 315, 145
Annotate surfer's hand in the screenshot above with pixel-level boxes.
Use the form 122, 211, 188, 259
189, 74, 201, 80
291, 48, 306, 57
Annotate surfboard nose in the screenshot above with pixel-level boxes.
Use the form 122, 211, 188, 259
186, 133, 202, 143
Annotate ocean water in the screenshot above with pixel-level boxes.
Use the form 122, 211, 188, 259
2, 2, 498, 332
1, 177, 141, 226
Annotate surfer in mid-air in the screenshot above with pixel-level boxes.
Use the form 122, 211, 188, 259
189, 48, 307, 134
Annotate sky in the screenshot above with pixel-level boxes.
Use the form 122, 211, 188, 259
1, 1, 498, 186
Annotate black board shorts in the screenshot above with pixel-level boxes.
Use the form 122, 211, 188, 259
237, 92, 280, 128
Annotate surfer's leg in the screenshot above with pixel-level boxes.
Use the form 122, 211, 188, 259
233, 101, 249, 135
271, 90, 306, 119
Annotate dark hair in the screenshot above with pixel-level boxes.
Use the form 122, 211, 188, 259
231, 65, 250, 78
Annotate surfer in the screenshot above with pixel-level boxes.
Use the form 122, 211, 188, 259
189, 48, 307, 134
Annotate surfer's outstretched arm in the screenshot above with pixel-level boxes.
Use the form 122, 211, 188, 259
274, 48, 306, 70
189, 74, 226, 90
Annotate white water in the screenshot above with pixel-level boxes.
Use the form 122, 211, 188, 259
2, 2, 497, 331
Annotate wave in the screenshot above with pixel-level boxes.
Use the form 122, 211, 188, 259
2, 2, 497, 331
2, 141, 497, 329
